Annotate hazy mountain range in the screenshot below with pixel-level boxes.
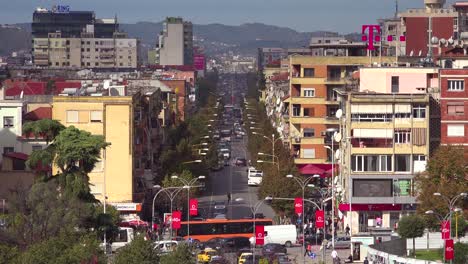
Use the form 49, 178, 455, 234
0, 21, 359, 57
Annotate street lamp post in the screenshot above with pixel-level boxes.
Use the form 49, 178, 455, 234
324, 127, 338, 249
286, 174, 320, 264
171, 175, 205, 241
252, 132, 282, 161
235, 197, 272, 264
151, 186, 186, 239
426, 192, 466, 264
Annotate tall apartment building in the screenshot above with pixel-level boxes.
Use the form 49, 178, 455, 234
338, 92, 430, 235
32, 7, 138, 68
52, 84, 162, 208
156, 17, 193, 66
288, 56, 395, 174
439, 69, 468, 158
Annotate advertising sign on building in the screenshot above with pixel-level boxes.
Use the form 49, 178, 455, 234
111, 203, 142, 212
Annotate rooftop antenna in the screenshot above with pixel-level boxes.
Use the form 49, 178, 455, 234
395, 0, 399, 19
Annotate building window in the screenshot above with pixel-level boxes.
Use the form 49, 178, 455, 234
394, 129, 411, 144
95, 62, 99, 66
395, 155, 411, 172
32, 145, 42, 151
3, 116, 14, 128
90, 111, 103, 123
447, 124, 465, 137
447, 104, 464, 116
66, 111, 79, 123
303, 108, 314, 117
447, 80, 464, 91
3, 147, 14, 154
391, 76, 399, 93
303, 88, 315, 97
292, 104, 301, 117
351, 155, 392, 172
87, 62, 91, 66
412, 104, 426, 118
95, 48, 99, 52
303, 128, 315, 137
303, 148, 315, 158
303, 68, 315, 77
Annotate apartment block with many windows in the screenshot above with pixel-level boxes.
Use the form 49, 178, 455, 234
288, 56, 396, 174
440, 69, 468, 158
338, 92, 430, 235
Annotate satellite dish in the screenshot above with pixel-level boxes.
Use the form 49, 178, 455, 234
440, 38, 447, 45
335, 149, 341, 160
431, 36, 439, 44
334, 132, 342, 143
335, 109, 343, 119
448, 37, 454, 45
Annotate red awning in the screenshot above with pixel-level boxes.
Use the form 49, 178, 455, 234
297, 164, 337, 178
3, 152, 29, 160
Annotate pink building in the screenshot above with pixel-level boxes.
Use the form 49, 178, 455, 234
359, 67, 439, 94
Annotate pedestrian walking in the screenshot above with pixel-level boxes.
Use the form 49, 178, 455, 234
227, 192, 231, 203
345, 224, 350, 236
363, 257, 369, 264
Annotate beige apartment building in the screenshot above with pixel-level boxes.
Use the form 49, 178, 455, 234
33, 32, 138, 68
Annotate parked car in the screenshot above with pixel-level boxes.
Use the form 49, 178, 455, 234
222, 237, 250, 252
327, 236, 351, 249
235, 157, 247, 166
261, 243, 287, 257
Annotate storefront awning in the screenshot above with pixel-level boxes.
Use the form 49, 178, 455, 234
297, 164, 338, 178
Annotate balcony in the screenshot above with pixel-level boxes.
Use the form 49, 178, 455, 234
351, 139, 393, 148
294, 157, 327, 164
290, 116, 339, 125
291, 77, 323, 85
299, 137, 324, 144
325, 77, 345, 85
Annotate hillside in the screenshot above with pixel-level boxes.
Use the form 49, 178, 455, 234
1, 21, 346, 57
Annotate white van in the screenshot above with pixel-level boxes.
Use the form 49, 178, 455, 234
247, 167, 263, 186
264, 225, 297, 247
109, 227, 134, 252
154, 240, 179, 254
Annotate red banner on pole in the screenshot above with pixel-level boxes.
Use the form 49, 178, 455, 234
294, 197, 303, 215
172, 211, 181, 229
189, 199, 198, 216
445, 239, 454, 260
255, 225, 265, 245
316, 210, 325, 228
441, 220, 451, 240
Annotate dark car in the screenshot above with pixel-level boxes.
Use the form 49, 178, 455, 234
261, 243, 287, 257
235, 158, 247, 166
300, 232, 332, 245
201, 237, 224, 250
221, 237, 250, 252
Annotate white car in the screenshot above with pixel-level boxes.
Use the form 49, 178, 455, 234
154, 240, 179, 253
247, 167, 263, 186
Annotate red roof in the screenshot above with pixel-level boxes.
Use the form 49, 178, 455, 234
4, 80, 46, 96
24, 107, 52, 121
3, 152, 29, 160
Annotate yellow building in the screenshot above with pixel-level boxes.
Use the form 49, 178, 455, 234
288, 56, 396, 169
52, 96, 135, 203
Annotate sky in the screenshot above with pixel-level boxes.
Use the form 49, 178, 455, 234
0, 0, 459, 33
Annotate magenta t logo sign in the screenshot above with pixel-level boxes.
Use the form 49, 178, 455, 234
362, 25, 381, 50
362, 24, 406, 51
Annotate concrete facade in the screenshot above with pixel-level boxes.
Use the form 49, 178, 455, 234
156, 17, 193, 66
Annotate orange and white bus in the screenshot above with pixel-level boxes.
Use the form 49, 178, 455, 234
177, 218, 273, 242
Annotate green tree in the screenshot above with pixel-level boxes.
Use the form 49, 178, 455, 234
23, 119, 65, 144
160, 243, 195, 264
6, 181, 93, 247
415, 146, 468, 221
454, 242, 468, 264
0, 244, 19, 264
17, 234, 104, 264
398, 215, 426, 257
114, 235, 159, 264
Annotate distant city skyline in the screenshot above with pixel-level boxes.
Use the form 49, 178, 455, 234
0, 0, 458, 33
